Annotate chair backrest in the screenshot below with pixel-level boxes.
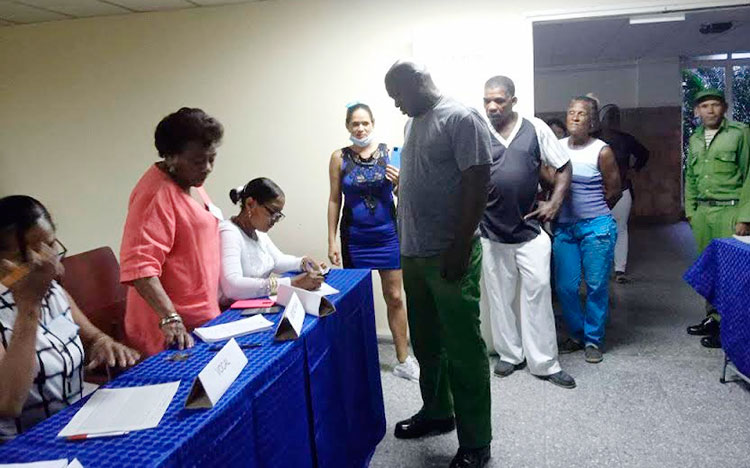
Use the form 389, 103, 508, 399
60, 247, 127, 342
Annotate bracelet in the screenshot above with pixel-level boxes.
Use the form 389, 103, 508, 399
159, 313, 182, 328
269, 277, 278, 296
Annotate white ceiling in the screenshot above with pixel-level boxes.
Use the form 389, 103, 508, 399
0, 0, 258, 25
534, 6, 750, 68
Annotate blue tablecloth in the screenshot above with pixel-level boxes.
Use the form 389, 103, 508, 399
684, 238, 750, 377
0, 269, 386, 467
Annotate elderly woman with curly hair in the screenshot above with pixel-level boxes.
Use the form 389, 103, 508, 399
119, 107, 224, 356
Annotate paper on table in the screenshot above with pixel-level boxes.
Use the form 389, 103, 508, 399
58, 382, 179, 437
0, 459, 83, 468
0, 461, 69, 468
194, 315, 274, 343
311, 282, 339, 296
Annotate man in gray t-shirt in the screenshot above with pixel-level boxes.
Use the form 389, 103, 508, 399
385, 60, 492, 468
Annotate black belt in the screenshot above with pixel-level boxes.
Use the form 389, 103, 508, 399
696, 199, 739, 206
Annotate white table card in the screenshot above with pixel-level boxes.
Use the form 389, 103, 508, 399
274, 292, 305, 341
277, 284, 336, 317
185, 338, 248, 410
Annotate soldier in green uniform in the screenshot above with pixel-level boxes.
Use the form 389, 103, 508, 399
684, 88, 750, 348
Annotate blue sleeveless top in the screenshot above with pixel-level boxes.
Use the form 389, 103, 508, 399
558, 137, 611, 223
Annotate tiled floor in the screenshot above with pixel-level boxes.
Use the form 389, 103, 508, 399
370, 223, 750, 468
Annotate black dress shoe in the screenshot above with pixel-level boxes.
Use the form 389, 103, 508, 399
687, 316, 719, 336
701, 335, 721, 348
450, 445, 491, 468
394, 413, 455, 439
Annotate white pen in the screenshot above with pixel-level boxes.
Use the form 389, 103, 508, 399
67, 431, 129, 441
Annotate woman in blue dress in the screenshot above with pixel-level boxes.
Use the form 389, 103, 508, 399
327, 103, 418, 382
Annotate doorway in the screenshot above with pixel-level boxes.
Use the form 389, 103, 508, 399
532, 5, 750, 224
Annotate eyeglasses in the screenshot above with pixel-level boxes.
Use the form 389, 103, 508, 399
54, 239, 68, 260
262, 204, 285, 222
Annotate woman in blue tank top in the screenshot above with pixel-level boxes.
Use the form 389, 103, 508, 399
327, 103, 418, 381
554, 96, 622, 364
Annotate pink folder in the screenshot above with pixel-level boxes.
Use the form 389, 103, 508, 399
230, 298, 276, 309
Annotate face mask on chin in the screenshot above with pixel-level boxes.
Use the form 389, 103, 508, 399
350, 133, 374, 147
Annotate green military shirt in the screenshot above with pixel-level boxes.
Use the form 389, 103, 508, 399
685, 118, 750, 222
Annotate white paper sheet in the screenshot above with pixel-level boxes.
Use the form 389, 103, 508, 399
314, 282, 339, 296
194, 315, 274, 343
57, 382, 179, 437
0, 461, 68, 468
67, 460, 83, 468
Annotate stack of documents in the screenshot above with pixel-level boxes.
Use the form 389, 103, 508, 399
194, 315, 274, 343
57, 382, 179, 438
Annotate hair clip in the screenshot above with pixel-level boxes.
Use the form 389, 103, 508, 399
235, 184, 245, 194
345, 101, 362, 109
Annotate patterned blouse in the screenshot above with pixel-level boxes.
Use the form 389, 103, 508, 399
0, 281, 84, 442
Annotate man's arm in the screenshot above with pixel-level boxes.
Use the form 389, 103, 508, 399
629, 135, 650, 172
526, 162, 571, 222
442, 164, 490, 282
684, 140, 699, 222
735, 126, 750, 234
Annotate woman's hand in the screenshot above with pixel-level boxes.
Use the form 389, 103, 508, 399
386, 165, 400, 190
328, 245, 341, 267
87, 334, 140, 370
160, 320, 194, 350
291, 272, 324, 291
301, 256, 322, 273
2, 244, 61, 309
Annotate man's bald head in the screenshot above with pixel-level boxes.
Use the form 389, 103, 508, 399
384, 60, 440, 117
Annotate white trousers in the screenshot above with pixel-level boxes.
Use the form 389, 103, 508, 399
611, 188, 632, 273
480, 232, 561, 376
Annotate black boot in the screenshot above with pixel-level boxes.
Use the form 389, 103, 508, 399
449, 446, 491, 468
394, 413, 455, 439
700, 335, 721, 349
687, 316, 719, 336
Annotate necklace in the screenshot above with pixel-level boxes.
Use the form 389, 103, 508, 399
232, 216, 257, 241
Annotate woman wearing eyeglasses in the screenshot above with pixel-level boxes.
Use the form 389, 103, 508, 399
0, 195, 139, 442
219, 177, 324, 303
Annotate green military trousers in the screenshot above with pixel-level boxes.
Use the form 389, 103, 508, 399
690, 204, 739, 253
690, 204, 739, 320
401, 239, 491, 449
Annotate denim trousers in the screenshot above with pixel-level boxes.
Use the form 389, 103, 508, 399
553, 215, 617, 348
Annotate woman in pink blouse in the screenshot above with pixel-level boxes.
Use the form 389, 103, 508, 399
119, 107, 224, 356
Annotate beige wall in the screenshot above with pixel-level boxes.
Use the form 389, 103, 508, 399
0, 0, 729, 338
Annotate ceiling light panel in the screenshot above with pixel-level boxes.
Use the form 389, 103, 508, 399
190, 0, 257, 5
17, 0, 130, 17
629, 13, 686, 25
105, 0, 197, 12
0, 1, 68, 22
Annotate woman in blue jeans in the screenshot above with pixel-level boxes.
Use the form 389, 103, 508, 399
554, 96, 622, 363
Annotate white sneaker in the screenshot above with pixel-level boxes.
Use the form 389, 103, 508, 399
392, 355, 420, 382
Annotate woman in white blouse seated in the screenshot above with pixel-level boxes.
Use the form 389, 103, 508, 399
0, 196, 140, 442
220, 178, 325, 303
